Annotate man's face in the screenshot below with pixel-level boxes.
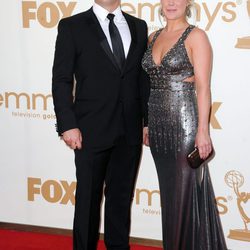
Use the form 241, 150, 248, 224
95, 0, 121, 7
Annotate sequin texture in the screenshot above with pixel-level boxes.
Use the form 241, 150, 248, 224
142, 25, 197, 156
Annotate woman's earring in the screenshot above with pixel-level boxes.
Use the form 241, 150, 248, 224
159, 7, 164, 17
186, 5, 192, 18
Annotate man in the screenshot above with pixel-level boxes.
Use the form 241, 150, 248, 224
52, 0, 149, 249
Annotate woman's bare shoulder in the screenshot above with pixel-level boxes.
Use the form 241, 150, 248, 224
189, 26, 210, 44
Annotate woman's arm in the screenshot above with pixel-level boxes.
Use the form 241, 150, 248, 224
189, 28, 213, 159
143, 31, 157, 146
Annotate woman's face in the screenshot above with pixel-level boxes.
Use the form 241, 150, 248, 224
161, 0, 190, 20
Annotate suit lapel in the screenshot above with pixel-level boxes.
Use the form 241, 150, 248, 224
122, 13, 138, 74
85, 8, 138, 74
86, 8, 120, 72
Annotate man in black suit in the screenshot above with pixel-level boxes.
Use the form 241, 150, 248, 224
52, 0, 149, 249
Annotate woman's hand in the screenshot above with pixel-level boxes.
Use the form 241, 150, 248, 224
195, 130, 212, 159
143, 127, 149, 146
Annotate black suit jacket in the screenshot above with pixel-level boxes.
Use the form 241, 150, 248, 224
52, 8, 150, 148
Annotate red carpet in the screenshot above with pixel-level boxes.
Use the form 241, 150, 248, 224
0, 229, 162, 250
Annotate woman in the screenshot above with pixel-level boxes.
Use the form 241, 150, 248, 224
142, 0, 227, 249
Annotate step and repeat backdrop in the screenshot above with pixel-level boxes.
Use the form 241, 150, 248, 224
0, 1, 250, 249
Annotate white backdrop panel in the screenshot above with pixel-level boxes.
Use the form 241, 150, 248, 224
0, 1, 250, 249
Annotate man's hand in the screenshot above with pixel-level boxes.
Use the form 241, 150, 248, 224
62, 128, 82, 150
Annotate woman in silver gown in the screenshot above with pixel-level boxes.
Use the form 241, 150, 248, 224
142, 0, 227, 249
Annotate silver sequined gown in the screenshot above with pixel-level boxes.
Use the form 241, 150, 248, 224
142, 26, 227, 250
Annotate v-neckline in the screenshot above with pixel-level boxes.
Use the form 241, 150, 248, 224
151, 25, 190, 67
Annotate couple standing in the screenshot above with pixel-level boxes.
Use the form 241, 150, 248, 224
52, 0, 227, 249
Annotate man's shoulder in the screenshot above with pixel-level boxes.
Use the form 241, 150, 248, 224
123, 12, 147, 26
59, 8, 92, 26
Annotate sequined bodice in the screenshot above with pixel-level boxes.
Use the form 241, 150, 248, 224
142, 25, 195, 88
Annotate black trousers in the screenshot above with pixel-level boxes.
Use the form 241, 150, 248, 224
73, 137, 142, 250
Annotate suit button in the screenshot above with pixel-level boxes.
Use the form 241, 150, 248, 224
121, 75, 124, 79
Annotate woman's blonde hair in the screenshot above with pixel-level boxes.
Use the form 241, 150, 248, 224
186, 0, 194, 18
